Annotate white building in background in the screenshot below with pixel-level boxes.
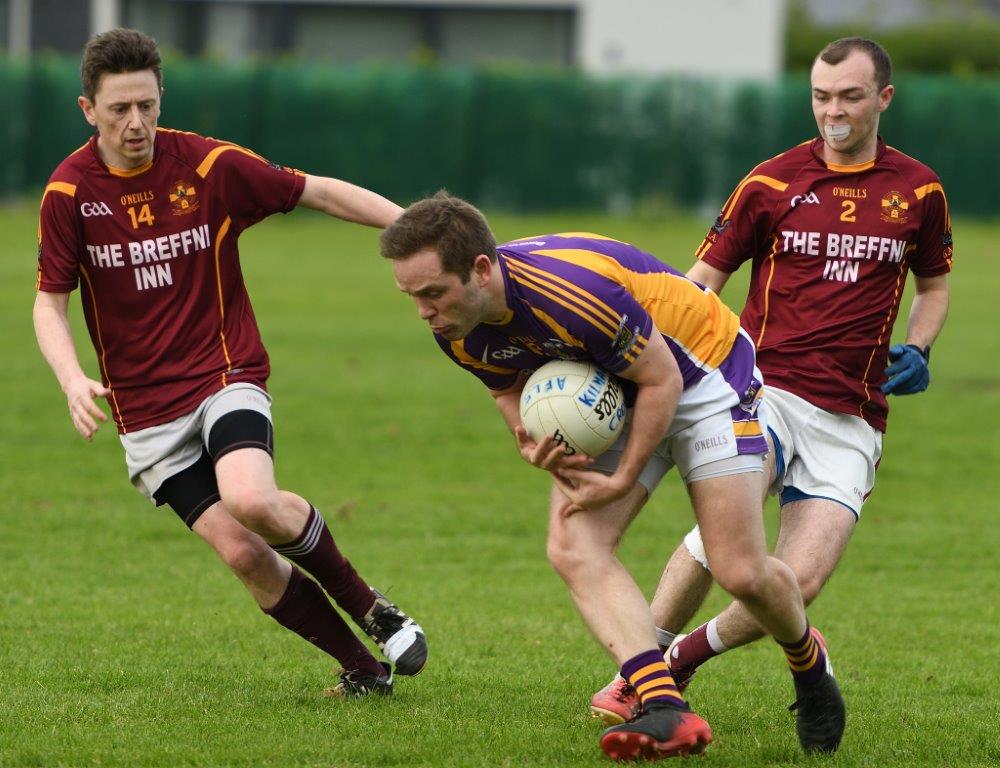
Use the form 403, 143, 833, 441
3, 0, 789, 80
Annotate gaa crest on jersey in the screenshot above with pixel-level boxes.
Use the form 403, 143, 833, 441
880, 190, 909, 224
611, 314, 641, 359
169, 181, 199, 216
790, 191, 820, 207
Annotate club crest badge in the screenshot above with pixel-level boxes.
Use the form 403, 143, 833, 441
611, 314, 641, 359
880, 190, 909, 224
169, 181, 199, 215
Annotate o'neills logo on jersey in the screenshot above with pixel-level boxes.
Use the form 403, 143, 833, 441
880, 191, 909, 224
833, 187, 867, 199
169, 180, 199, 215
120, 190, 154, 206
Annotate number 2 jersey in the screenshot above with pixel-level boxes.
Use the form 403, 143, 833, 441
694, 137, 953, 431
36, 128, 306, 433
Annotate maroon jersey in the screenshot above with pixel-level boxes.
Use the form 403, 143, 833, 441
694, 137, 952, 431
37, 129, 306, 433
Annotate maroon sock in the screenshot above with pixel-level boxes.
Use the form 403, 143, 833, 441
263, 566, 382, 676
272, 506, 375, 621
668, 623, 721, 676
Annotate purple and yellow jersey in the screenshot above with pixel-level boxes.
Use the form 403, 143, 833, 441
436, 233, 748, 401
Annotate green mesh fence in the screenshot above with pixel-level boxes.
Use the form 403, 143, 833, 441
3, 57, 997, 216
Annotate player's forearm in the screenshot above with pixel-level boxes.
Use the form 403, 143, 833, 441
613, 378, 679, 488
33, 294, 89, 391
301, 175, 402, 227
491, 389, 524, 434
685, 260, 731, 294
906, 277, 949, 350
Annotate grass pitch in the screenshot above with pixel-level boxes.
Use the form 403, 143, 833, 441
1, 202, 997, 767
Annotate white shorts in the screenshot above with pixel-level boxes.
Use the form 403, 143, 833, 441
589, 366, 768, 492
766, 386, 882, 519
120, 383, 273, 500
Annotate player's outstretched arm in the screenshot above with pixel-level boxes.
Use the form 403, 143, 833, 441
882, 274, 949, 396
903, 274, 949, 352
33, 291, 109, 441
685, 260, 732, 295
297, 174, 403, 228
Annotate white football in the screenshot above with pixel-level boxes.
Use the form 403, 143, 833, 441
519, 360, 626, 457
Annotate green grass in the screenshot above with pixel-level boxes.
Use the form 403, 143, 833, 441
1, 201, 997, 767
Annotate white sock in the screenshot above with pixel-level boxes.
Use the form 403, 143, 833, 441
706, 617, 728, 654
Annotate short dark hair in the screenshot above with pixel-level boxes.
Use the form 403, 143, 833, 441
380, 191, 497, 283
816, 37, 892, 92
81, 28, 162, 102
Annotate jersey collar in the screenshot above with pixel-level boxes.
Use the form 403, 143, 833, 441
810, 135, 886, 173
89, 133, 157, 178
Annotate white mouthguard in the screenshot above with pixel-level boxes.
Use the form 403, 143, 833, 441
825, 124, 851, 141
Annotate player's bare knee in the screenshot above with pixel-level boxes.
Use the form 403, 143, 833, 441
223, 488, 282, 533
712, 560, 766, 602
215, 533, 273, 578
793, 567, 827, 605
546, 536, 592, 581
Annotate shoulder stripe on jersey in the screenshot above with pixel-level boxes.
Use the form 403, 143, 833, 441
197, 144, 268, 178
552, 232, 624, 242
507, 256, 621, 333
721, 175, 789, 219
42, 181, 76, 201
528, 307, 586, 349
507, 262, 621, 338
449, 340, 519, 375
508, 269, 645, 365
914, 182, 943, 199
516, 249, 650, 343
715, 142, 806, 216
78, 264, 126, 432
754, 235, 781, 349
157, 127, 200, 137
37, 181, 79, 257
914, 182, 951, 234
507, 268, 616, 340
213, 217, 234, 386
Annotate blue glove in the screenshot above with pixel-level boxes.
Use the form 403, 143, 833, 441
881, 344, 930, 395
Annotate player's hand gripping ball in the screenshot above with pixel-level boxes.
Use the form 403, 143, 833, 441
519, 360, 626, 457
